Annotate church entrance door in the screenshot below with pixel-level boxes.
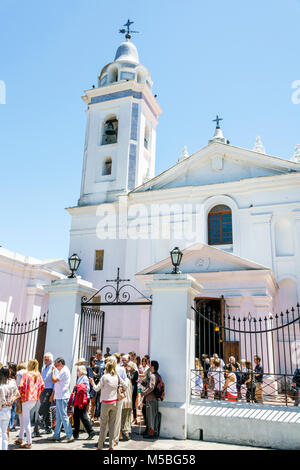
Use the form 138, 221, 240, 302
194, 296, 237, 364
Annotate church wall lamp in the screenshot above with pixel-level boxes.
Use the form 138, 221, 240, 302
68, 253, 81, 278
170, 247, 183, 274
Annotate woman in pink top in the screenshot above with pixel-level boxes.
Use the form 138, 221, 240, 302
90, 361, 127, 450
15, 359, 44, 449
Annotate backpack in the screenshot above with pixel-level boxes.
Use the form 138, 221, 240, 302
154, 373, 165, 401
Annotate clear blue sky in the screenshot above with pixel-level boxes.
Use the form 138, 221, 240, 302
0, 0, 299, 261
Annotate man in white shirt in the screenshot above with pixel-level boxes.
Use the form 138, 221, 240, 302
49, 357, 73, 442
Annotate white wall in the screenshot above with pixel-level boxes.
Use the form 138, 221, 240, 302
0, 248, 68, 324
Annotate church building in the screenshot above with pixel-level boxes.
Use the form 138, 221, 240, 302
67, 26, 300, 364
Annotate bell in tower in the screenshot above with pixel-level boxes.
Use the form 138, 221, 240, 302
102, 119, 118, 145
78, 21, 162, 206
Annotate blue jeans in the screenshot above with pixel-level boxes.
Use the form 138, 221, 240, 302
9, 402, 17, 428
53, 399, 73, 439
95, 391, 101, 418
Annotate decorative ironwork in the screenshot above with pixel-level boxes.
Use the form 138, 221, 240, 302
191, 369, 299, 407
0, 313, 48, 366
193, 302, 300, 376
81, 268, 152, 306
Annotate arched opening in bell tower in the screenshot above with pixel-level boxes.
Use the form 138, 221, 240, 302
101, 116, 118, 145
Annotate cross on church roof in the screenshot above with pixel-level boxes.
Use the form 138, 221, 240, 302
213, 115, 223, 128
119, 19, 139, 40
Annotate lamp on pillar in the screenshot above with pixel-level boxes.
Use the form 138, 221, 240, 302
68, 253, 81, 278
170, 247, 183, 274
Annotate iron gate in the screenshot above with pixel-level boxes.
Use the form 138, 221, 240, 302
78, 307, 105, 359
0, 313, 48, 368
79, 268, 152, 357
191, 302, 300, 405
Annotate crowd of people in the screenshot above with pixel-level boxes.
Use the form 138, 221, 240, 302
194, 353, 300, 405
0, 348, 164, 451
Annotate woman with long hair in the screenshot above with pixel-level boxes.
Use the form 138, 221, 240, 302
223, 365, 238, 402
86, 356, 100, 422
89, 360, 127, 450
0, 366, 19, 450
194, 358, 204, 398
15, 359, 44, 449
129, 362, 139, 425
7, 362, 17, 434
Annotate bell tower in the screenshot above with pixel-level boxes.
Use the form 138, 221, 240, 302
78, 23, 162, 206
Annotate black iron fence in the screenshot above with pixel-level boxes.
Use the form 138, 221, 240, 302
0, 313, 48, 367
190, 369, 300, 407
193, 303, 300, 376
79, 307, 105, 360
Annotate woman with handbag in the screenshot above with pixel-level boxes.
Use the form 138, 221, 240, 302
89, 361, 127, 450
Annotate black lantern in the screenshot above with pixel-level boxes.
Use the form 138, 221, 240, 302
170, 247, 183, 274
68, 253, 81, 278
91, 333, 97, 342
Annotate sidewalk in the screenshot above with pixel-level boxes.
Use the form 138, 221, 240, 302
8, 426, 266, 451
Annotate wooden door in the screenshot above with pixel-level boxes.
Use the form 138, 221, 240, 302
223, 341, 240, 364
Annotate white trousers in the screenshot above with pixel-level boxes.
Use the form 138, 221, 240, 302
19, 400, 36, 444
0, 408, 11, 450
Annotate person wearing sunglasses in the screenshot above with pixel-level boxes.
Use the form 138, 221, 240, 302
86, 356, 100, 422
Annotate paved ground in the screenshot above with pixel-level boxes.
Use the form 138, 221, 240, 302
8, 425, 266, 451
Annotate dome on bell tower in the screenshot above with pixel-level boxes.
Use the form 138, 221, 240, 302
114, 39, 139, 64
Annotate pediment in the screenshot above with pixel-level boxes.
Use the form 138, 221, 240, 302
136, 242, 268, 276
133, 142, 300, 193
39, 259, 70, 276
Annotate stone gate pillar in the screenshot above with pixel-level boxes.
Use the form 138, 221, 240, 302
147, 273, 202, 439
44, 278, 97, 383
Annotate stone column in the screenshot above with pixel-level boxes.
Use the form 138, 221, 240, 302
146, 273, 202, 439
44, 277, 97, 383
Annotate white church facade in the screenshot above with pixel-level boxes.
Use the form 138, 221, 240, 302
1, 30, 300, 373
67, 33, 300, 363
1, 25, 300, 449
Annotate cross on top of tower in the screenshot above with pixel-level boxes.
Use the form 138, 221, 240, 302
213, 115, 223, 128
119, 19, 139, 40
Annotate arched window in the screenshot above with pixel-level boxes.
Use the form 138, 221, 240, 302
101, 117, 118, 145
208, 205, 232, 245
102, 157, 112, 176
108, 66, 118, 83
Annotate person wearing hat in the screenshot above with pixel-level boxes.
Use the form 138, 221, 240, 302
75, 358, 88, 367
